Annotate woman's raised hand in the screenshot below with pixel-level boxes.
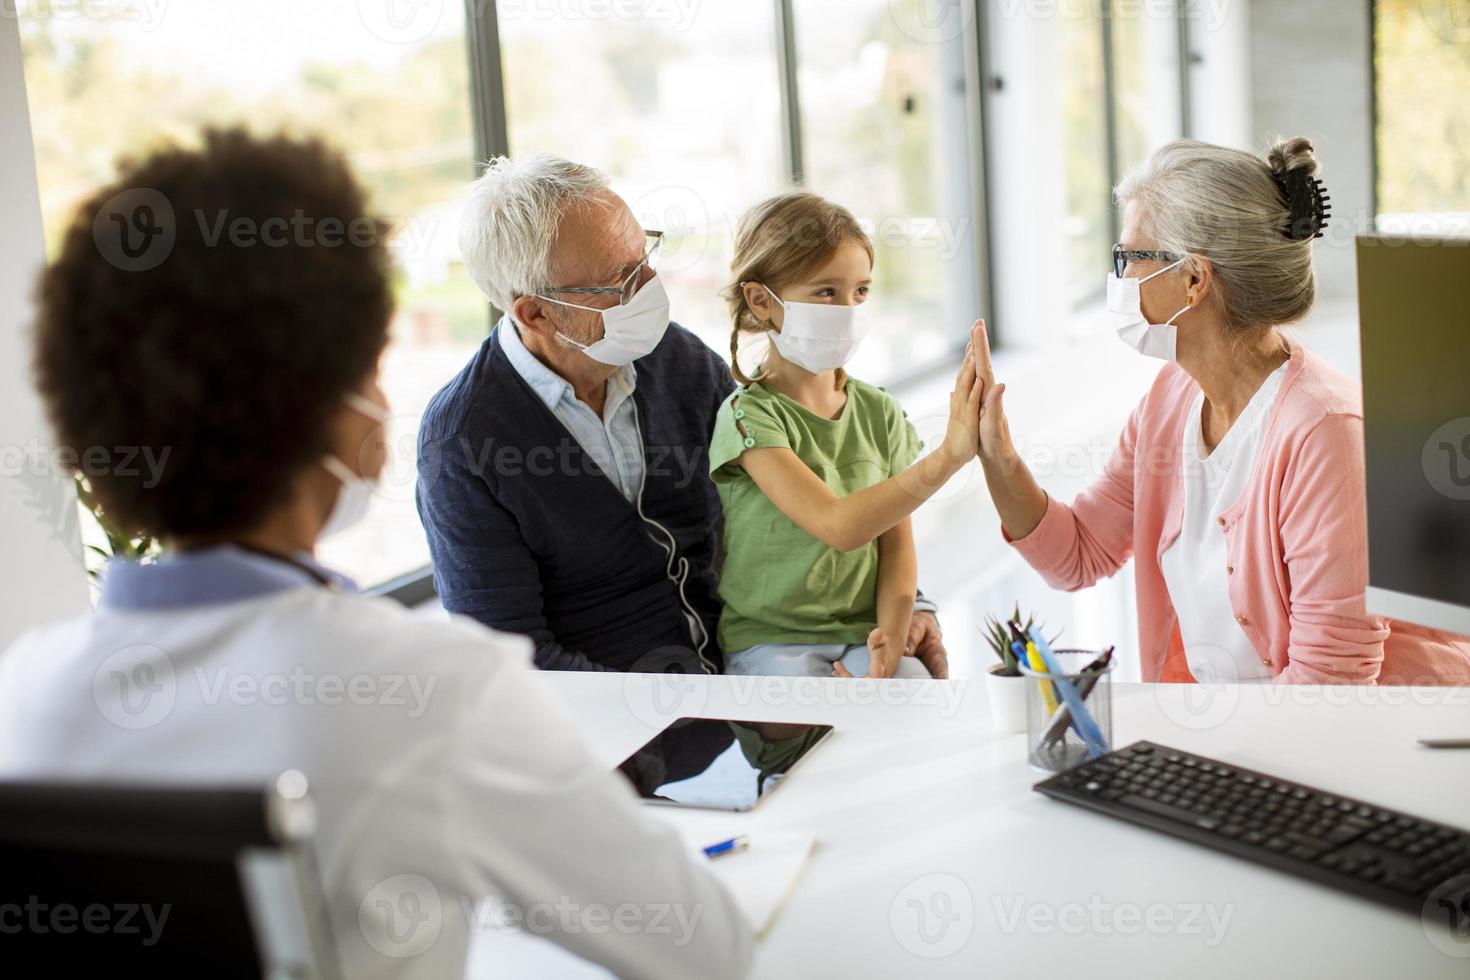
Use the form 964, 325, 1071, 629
969, 319, 1015, 466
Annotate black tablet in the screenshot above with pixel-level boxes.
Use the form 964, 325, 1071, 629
614, 717, 835, 812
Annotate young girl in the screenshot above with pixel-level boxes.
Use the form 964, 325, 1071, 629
709, 192, 984, 679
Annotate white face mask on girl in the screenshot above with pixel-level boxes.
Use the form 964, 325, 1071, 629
1107, 258, 1189, 362
535, 273, 672, 367
320, 392, 391, 538
761, 287, 870, 374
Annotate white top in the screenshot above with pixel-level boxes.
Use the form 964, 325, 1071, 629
499, 317, 643, 502
0, 581, 751, 979
1160, 362, 1289, 683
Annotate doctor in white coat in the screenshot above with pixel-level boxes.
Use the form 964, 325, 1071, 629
0, 128, 752, 980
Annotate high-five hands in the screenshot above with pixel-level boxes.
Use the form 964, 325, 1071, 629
941, 330, 986, 466
968, 319, 1016, 467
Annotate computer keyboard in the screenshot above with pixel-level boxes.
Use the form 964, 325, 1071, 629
1035, 740, 1470, 926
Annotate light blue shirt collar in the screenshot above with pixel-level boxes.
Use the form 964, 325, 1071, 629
497, 316, 637, 411
99, 545, 356, 612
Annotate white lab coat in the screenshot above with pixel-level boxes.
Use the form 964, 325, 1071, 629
0, 586, 753, 980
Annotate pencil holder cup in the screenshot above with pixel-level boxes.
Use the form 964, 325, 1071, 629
1018, 649, 1114, 774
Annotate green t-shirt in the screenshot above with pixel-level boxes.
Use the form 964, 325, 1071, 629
709, 377, 924, 652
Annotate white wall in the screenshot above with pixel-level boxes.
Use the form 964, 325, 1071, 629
0, 17, 90, 645
1187, 0, 1375, 302
1246, 0, 1374, 302
1183, 0, 1254, 151
981, 6, 1073, 351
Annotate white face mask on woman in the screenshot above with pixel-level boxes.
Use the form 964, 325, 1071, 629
761, 287, 870, 374
536, 273, 672, 367
1107, 258, 1189, 362
320, 392, 391, 538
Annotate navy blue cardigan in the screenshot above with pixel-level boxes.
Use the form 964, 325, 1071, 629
416, 323, 736, 672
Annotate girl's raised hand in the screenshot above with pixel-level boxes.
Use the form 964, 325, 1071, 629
941, 325, 986, 466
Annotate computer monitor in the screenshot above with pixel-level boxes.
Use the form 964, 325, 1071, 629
1357, 234, 1470, 635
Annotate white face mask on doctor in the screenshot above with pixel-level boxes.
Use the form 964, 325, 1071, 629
758, 286, 870, 374
533, 273, 672, 367
320, 392, 391, 538
1107, 257, 1191, 363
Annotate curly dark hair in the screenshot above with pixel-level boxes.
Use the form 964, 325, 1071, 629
34, 128, 394, 540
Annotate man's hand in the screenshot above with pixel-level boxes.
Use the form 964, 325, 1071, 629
906, 611, 949, 679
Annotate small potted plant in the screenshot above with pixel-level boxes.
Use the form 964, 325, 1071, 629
75, 475, 159, 589
982, 604, 1043, 734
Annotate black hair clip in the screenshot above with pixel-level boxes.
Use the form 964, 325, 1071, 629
1273, 169, 1332, 241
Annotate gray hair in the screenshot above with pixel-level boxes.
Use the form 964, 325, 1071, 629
458, 153, 611, 312
1116, 136, 1321, 332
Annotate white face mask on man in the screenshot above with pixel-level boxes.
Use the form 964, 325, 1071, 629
534, 273, 672, 367
1107, 258, 1190, 362
760, 286, 870, 374
320, 392, 391, 538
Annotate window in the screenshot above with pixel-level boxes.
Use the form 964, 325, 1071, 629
792, 0, 983, 380
1375, 0, 1470, 225
19, 0, 1191, 594
18, 0, 482, 587
1107, 0, 1184, 186
497, 1, 785, 359
1058, 4, 1113, 306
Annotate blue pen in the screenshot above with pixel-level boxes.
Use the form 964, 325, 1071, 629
703, 835, 750, 860
1028, 627, 1111, 758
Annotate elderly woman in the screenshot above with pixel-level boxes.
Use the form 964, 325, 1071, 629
970, 137, 1470, 685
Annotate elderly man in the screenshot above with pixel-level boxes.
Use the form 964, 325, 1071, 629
417, 154, 947, 675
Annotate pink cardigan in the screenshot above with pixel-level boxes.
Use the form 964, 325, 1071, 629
1008, 343, 1470, 685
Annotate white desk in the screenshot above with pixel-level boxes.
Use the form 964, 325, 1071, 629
542, 672, 1470, 977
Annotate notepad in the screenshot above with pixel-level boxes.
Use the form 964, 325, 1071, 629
465, 826, 816, 978
674, 827, 816, 935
